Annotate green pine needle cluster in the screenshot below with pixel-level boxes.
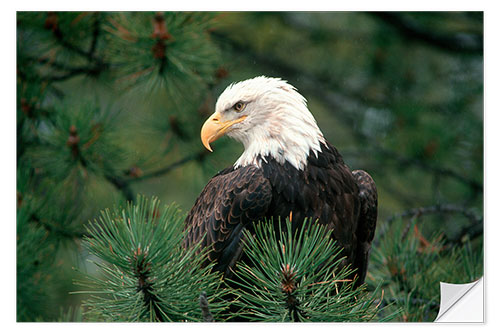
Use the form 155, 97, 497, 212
24, 102, 125, 181
75, 196, 229, 322
229, 219, 382, 322
104, 12, 220, 96
17, 12, 98, 62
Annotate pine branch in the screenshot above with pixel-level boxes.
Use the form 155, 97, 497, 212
127, 150, 208, 183
88, 12, 101, 59
23, 13, 109, 83
379, 297, 439, 309
104, 174, 135, 203
372, 147, 483, 193
78, 196, 229, 322
386, 203, 482, 225
24, 54, 109, 83
103, 150, 208, 203
382, 204, 483, 245
131, 246, 167, 322
449, 220, 483, 244
28, 56, 84, 72
43, 65, 104, 82
343, 146, 483, 206
44, 12, 95, 61
57, 36, 92, 59
229, 219, 380, 322
369, 12, 483, 55
30, 212, 89, 240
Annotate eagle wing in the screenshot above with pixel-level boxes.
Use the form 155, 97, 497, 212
351, 169, 378, 287
184, 165, 272, 275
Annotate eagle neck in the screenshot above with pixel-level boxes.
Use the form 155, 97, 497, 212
233, 123, 325, 171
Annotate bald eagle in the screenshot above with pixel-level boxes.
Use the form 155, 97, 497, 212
184, 76, 377, 287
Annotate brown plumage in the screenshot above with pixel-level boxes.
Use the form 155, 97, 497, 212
184, 142, 377, 286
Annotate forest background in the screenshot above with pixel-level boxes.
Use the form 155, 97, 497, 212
15, 11, 484, 322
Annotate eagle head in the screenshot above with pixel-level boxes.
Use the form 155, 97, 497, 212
201, 76, 325, 170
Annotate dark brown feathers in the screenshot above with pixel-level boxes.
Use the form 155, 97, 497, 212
351, 169, 378, 286
183, 165, 272, 274
184, 142, 378, 285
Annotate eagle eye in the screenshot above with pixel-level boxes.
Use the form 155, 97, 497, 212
233, 101, 245, 112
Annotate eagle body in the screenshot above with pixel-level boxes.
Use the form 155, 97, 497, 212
184, 76, 377, 286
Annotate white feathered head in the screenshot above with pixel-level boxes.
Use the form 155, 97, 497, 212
201, 76, 325, 170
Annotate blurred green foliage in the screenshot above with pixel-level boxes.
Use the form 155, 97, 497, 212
16, 11, 483, 321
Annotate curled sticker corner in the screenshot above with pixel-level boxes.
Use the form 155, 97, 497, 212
434, 277, 483, 322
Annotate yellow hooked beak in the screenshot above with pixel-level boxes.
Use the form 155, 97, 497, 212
200, 112, 247, 152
